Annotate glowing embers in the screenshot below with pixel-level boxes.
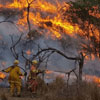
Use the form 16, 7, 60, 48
89, 6, 100, 18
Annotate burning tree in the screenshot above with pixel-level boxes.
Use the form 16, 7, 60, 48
0, 0, 100, 86
65, 0, 100, 59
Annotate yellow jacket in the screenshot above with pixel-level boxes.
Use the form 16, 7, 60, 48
4, 66, 23, 83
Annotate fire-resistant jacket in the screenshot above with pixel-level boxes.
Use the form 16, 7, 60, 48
4, 66, 23, 83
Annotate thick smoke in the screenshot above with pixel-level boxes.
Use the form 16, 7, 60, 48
0, 20, 99, 76
0, 22, 78, 69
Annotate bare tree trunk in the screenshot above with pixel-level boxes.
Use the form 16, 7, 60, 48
78, 53, 84, 82
27, 3, 31, 32
26, 0, 35, 32
25, 62, 27, 83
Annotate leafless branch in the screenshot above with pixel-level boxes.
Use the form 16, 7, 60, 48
22, 51, 32, 63
0, 20, 14, 24
10, 34, 23, 59
32, 47, 80, 60
26, 0, 35, 32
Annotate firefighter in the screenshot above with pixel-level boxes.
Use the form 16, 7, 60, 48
27, 60, 43, 95
2, 60, 24, 97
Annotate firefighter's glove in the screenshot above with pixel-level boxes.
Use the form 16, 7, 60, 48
24, 72, 27, 76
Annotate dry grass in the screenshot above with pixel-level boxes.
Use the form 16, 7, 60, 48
0, 77, 100, 100
0, 93, 8, 100
38, 77, 100, 100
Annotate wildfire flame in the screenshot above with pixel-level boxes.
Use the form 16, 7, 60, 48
85, 75, 100, 86
0, 0, 99, 39
0, 0, 80, 38
26, 49, 31, 55
0, 72, 6, 79
0, 0, 100, 59
45, 70, 54, 74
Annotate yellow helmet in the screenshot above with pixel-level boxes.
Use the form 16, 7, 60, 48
32, 60, 38, 65
14, 60, 19, 64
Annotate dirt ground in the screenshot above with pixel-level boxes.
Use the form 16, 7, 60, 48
0, 88, 42, 100
1, 79, 100, 100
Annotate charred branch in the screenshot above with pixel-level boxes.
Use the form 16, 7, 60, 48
22, 46, 83, 84
26, 2, 31, 32
26, 0, 35, 32
32, 47, 80, 61
22, 51, 32, 64
10, 34, 23, 60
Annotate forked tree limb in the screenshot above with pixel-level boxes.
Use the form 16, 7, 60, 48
10, 34, 23, 59
32, 47, 81, 60
26, 0, 35, 32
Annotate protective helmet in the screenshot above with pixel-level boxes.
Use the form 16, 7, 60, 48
14, 60, 19, 64
32, 60, 38, 65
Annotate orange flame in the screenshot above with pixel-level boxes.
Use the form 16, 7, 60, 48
45, 70, 54, 74
0, 0, 99, 39
0, 72, 6, 79
85, 75, 100, 86
57, 74, 65, 78
26, 49, 31, 55
0, 0, 80, 38
0, 0, 100, 58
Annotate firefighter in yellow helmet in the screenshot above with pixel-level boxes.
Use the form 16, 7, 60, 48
27, 60, 43, 95
2, 60, 23, 97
